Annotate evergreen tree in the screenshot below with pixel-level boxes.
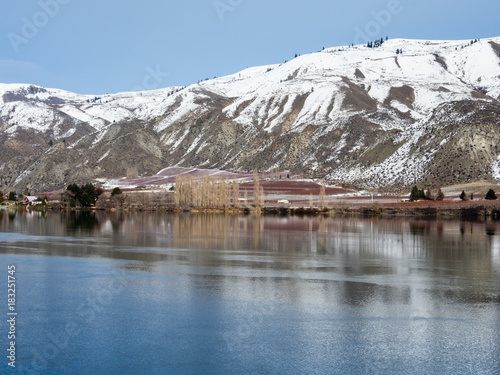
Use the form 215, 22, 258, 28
67, 184, 82, 199
0, 191, 3, 203
410, 186, 425, 201
66, 183, 99, 207
459, 190, 466, 201
410, 186, 419, 201
81, 183, 97, 206
485, 189, 497, 200
67, 184, 81, 207
80, 191, 91, 207
8, 192, 16, 201
111, 187, 123, 196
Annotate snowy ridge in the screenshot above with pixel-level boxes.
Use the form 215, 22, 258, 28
1, 38, 499, 136
1, 37, 500, 191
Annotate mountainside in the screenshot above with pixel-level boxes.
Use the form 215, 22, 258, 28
1, 37, 500, 192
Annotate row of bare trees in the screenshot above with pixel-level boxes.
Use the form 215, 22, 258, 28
307, 184, 327, 210
174, 173, 329, 211
175, 174, 265, 210
175, 175, 230, 209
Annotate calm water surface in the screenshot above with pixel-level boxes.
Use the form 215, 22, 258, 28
0, 210, 499, 375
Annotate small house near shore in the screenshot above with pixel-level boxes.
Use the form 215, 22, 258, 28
24, 196, 39, 205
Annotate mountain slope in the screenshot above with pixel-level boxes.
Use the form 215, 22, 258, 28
1, 37, 500, 192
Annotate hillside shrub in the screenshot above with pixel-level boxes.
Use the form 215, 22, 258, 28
111, 187, 123, 196
410, 186, 426, 201
485, 189, 497, 200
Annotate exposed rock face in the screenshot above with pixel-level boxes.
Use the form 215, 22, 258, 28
1, 38, 500, 192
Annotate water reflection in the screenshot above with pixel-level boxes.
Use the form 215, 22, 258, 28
1, 210, 500, 262
64, 211, 100, 234
1, 211, 499, 306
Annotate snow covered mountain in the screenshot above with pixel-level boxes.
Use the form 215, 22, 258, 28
1, 37, 500, 192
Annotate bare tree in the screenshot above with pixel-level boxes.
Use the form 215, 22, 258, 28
253, 172, 263, 214
319, 183, 326, 209
425, 186, 445, 201
232, 180, 240, 209
253, 173, 261, 208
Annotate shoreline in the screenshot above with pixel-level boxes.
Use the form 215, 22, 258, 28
5, 200, 500, 220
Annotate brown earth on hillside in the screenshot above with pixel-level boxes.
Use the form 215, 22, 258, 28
341, 77, 378, 112
384, 85, 415, 110
354, 69, 365, 79
489, 41, 500, 62
434, 53, 448, 71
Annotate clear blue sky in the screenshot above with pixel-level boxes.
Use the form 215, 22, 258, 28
1, 0, 499, 94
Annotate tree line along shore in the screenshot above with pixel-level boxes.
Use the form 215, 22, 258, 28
2, 179, 500, 220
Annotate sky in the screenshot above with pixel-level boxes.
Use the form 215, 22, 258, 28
1, 0, 499, 95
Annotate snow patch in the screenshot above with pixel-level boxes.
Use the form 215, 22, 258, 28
492, 155, 500, 180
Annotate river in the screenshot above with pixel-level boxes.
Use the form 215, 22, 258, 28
0, 210, 499, 374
